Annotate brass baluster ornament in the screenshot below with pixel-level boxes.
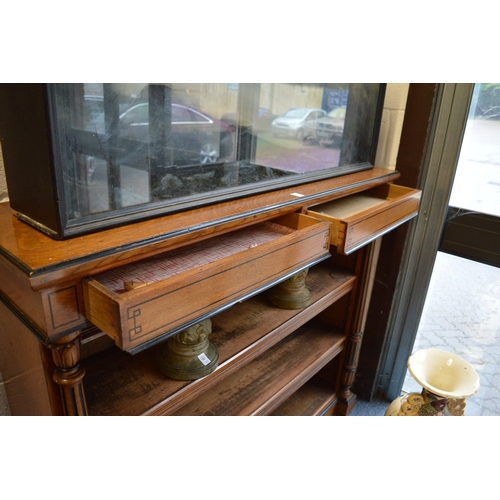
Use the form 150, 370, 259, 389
267, 269, 312, 309
156, 318, 219, 380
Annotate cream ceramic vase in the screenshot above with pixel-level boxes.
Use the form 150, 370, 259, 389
385, 348, 480, 416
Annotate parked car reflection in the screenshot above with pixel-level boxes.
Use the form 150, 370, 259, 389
271, 108, 326, 141
221, 107, 277, 132
118, 103, 234, 165
303, 106, 346, 147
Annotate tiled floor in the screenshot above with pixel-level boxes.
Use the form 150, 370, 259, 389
351, 251, 500, 416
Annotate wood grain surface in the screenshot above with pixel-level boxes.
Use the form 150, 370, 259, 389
83, 261, 355, 415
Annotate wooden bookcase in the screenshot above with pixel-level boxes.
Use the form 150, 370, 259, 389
0, 167, 420, 416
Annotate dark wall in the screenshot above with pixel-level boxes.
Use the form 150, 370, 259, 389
353, 84, 438, 400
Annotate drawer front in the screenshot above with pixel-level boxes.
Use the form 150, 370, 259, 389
307, 184, 421, 254
83, 213, 331, 352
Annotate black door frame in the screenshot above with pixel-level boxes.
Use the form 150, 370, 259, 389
354, 83, 478, 401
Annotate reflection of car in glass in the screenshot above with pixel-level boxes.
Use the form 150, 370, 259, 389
119, 103, 233, 165
221, 107, 277, 132
304, 106, 346, 147
271, 108, 326, 141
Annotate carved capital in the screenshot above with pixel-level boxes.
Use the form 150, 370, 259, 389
51, 335, 81, 370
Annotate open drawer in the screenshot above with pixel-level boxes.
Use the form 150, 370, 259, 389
307, 184, 421, 255
83, 213, 331, 353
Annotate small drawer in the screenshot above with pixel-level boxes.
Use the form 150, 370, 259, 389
83, 213, 331, 353
307, 184, 421, 255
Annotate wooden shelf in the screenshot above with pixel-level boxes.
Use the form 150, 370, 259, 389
83, 261, 355, 416
172, 322, 344, 416
269, 375, 338, 416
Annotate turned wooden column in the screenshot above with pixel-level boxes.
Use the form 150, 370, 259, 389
337, 330, 363, 415
336, 242, 377, 415
50, 332, 88, 416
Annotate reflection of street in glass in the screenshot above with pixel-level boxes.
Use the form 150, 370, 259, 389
450, 119, 500, 217
77, 131, 343, 217
255, 133, 341, 173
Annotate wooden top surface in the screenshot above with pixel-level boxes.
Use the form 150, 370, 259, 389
0, 167, 399, 289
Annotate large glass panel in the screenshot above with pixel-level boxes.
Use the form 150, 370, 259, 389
449, 83, 500, 217
254, 84, 349, 173
49, 83, 383, 227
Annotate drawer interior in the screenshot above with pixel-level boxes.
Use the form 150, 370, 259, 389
307, 184, 421, 254
92, 220, 296, 294
312, 193, 389, 220
309, 184, 416, 221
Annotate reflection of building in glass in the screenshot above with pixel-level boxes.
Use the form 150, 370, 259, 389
82, 83, 350, 126
322, 87, 349, 112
